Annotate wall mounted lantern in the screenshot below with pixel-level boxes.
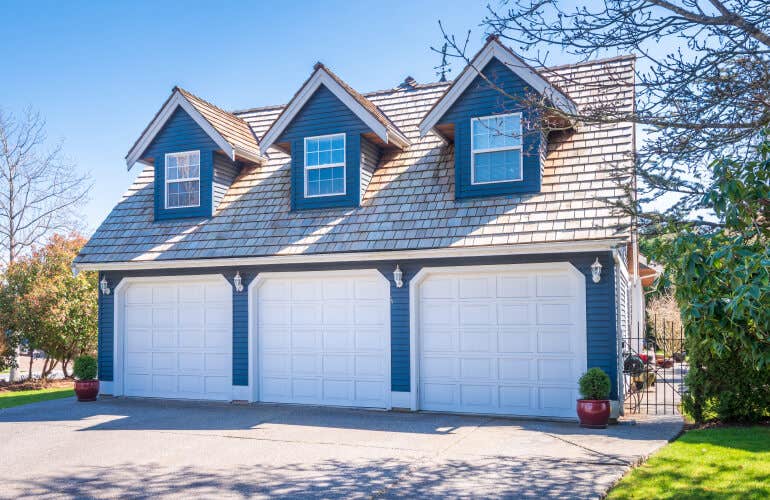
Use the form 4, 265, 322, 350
591, 258, 603, 284
233, 271, 244, 292
393, 265, 404, 288
100, 276, 111, 295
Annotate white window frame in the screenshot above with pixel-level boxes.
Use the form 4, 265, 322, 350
470, 112, 524, 185
165, 150, 201, 209
304, 133, 346, 198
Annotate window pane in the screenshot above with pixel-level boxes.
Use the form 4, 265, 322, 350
319, 149, 331, 165
304, 134, 345, 196
306, 138, 319, 153
166, 180, 200, 208
473, 150, 521, 183
472, 114, 521, 151
331, 148, 344, 164
331, 135, 344, 150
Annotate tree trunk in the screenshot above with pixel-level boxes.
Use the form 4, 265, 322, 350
27, 352, 33, 380
61, 358, 70, 378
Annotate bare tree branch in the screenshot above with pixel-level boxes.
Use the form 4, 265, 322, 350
0, 107, 91, 264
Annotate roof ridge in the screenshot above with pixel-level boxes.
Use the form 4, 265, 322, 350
175, 86, 256, 130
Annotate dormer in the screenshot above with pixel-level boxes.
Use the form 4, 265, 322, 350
126, 87, 264, 220
260, 63, 410, 210
420, 37, 577, 200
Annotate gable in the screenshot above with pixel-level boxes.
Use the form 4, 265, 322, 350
143, 107, 219, 161
277, 84, 372, 144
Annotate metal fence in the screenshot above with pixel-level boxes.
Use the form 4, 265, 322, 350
622, 315, 688, 415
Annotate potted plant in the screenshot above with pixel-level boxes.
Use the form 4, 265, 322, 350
576, 367, 612, 428
73, 355, 99, 402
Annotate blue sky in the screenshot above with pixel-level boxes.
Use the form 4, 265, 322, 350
0, 0, 608, 232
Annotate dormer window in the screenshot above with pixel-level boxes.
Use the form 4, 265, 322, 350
165, 150, 201, 208
305, 134, 345, 197
471, 113, 523, 185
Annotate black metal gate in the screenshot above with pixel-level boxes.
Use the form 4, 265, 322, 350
622, 315, 687, 415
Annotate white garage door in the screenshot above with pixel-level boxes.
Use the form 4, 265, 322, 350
256, 271, 390, 408
417, 264, 586, 418
121, 276, 232, 400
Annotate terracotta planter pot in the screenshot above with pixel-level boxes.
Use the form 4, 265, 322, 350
74, 379, 99, 402
576, 399, 611, 428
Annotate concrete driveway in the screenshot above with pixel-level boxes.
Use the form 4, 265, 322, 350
0, 397, 682, 499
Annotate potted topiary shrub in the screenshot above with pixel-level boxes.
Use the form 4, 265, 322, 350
576, 367, 612, 428
73, 355, 99, 402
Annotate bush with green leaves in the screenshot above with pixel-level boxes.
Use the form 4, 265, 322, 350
578, 367, 611, 400
73, 355, 97, 381
648, 131, 770, 422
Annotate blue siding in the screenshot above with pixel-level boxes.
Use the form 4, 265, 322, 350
213, 154, 240, 210
438, 57, 542, 199
97, 275, 115, 381
144, 107, 218, 220
277, 85, 374, 210
96, 252, 619, 399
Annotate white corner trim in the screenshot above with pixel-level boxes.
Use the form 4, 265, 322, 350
259, 68, 408, 155
98, 381, 114, 395
127, 91, 240, 170
75, 239, 624, 272
390, 391, 411, 409
419, 39, 578, 137
408, 262, 587, 412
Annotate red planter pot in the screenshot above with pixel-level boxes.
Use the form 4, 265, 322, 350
74, 380, 100, 402
576, 399, 611, 428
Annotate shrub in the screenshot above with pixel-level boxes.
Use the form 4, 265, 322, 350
578, 367, 611, 400
73, 355, 97, 380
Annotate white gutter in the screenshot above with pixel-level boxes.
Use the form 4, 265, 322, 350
75, 239, 625, 272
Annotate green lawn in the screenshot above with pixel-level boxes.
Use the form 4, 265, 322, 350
608, 426, 770, 500
0, 387, 74, 409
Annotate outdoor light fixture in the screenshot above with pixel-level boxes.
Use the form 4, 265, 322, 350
393, 265, 404, 288
100, 276, 111, 295
233, 271, 244, 292
591, 258, 603, 284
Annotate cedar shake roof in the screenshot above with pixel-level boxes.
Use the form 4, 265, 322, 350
76, 55, 635, 265
174, 87, 262, 160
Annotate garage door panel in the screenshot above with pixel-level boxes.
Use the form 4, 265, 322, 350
257, 272, 389, 408
419, 266, 585, 418
497, 276, 530, 298
460, 358, 494, 379
497, 303, 530, 325
355, 355, 385, 377
259, 302, 291, 326
498, 329, 533, 353
539, 330, 573, 353
323, 328, 353, 350
354, 328, 385, 350
536, 275, 573, 298
499, 386, 532, 409
323, 354, 352, 376
126, 308, 153, 327
122, 277, 232, 401
460, 330, 495, 352
537, 303, 572, 325
178, 329, 204, 348
421, 329, 456, 351
459, 276, 494, 298
152, 352, 176, 371
292, 354, 319, 375
499, 358, 533, 381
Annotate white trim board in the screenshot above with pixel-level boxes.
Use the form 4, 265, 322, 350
75, 239, 624, 272
125, 91, 264, 170
259, 67, 410, 155
419, 38, 578, 138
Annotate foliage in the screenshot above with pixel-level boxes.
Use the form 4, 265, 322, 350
439, 1, 770, 232
72, 355, 97, 380
645, 292, 685, 355
0, 387, 74, 409
0, 233, 97, 378
607, 426, 770, 499
578, 367, 611, 400
647, 132, 770, 422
